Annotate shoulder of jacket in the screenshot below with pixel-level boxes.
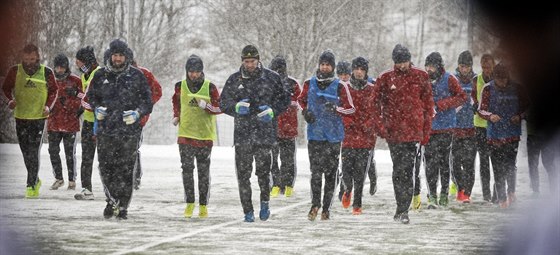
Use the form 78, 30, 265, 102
411, 66, 429, 75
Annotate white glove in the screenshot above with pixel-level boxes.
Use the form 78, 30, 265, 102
123, 110, 140, 125
172, 117, 179, 126
198, 99, 207, 109
96, 106, 107, 120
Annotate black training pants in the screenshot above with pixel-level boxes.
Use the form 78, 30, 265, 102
48, 131, 77, 181
16, 119, 46, 187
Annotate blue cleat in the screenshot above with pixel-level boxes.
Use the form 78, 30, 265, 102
244, 211, 255, 222
259, 201, 270, 221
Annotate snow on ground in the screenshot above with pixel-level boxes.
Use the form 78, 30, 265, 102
0, 143, 549, 254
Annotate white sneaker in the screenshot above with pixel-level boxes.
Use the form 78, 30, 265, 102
74, 188, 94, 200
50, 179, 65, 190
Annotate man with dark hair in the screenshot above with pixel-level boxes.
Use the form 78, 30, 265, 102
220, 45, 290, 222
452, 50, 478, 203
74, 46, 101, 200
340, 56, 376, 215
299, 50, 355, 221
268, 55, 301, 198
423, 52, 467, 209
373, 44, 434, 224
47, 53, 83, 190
172, 54, 221, 218
478, 63, 527, 209
2, 43, 58, 198
85, 39, 153, 219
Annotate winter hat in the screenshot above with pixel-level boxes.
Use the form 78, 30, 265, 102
241, 45, 259, 60
352, 57, 369, 74
109, 39, 129, 56
185, 54, 204, 72
392, 44, 411, 63
319, 50, 336, 68
336, 61, 351, 75
458, 50, 473, 66
103, 48, 110, 66
75, 46, 97, 66
126, 47, 136, 65
269, 55, 287, 74
493, 62, 509, 79
53, 53, 69, 69
425, 52, 444, 69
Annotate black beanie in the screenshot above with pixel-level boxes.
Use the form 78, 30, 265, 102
425, 52, 444, 68
103, 48, 110, 66
76, 46, 97, 66
392, 44, 411, 63
185, 54, 204, 72
458, 50, 473, 66
109, 39, 128, 56
53, 53, 69, 69
319, 50, 335, 68
241, 45, 259, 60
269, 55, 287, 74
352, 57, 369, 74
336, 61, 351, 75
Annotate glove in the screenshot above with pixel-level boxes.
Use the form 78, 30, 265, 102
324, 102, 337, 113
172, 117, 179, 126
65, 87, 78, 97
123, 110, 140, 125
303, 109, 316, 124
198, 99, 207, 110
95, 106, 107, 120
472, 104, 478, 114
7, 100, 16, 109
257, 105, 274, 122
235, 99, 250, 115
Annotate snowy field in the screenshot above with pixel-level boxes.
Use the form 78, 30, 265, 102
0, 143, 550, 254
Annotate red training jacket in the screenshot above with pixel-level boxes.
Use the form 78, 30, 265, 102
342, 82, 377, 149
373, 66, 434, 144
137, 66, 162, 127
48, 74, 83, 132
277, 76, 301, 139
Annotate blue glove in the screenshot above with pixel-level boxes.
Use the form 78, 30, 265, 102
123, 110, 140, 125
257, 105, 274, 122
235, 99, 250, 115
95, 106, 107, 120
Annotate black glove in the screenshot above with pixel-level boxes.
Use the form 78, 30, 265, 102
324, 102, 337, 113
472, 104, 478, 114
76, 107, 84, 117
303, 109, 316, 124
65, 87, 78, 97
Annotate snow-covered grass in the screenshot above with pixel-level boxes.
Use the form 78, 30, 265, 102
0, 143, 548, 254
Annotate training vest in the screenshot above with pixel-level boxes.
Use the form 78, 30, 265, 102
455, 73, 475, 129
431, 72, 456, 131
81, 67, 101, 122
14, 64, 47, 119
307, 77, 344, 142
178, 79, 216, 141
474, 73, 488, 128
486, 82, 521, 140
